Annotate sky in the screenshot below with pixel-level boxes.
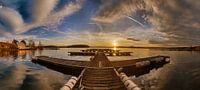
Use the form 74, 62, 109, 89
0, 0, 200, 46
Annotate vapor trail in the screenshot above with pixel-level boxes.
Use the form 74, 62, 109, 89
89, 22, 103, 36
88, 22, 103, 42
125, 16, 145, 28
89, 22, 103, 32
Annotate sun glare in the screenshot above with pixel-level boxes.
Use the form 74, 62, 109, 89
113, 42, 117, 47
113, 41, 117, 51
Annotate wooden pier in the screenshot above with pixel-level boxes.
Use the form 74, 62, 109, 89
68, 49, 132, 56
32, 52, 170, 90
78, 53, 127, 89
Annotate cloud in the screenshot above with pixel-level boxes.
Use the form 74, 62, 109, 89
17, 0, 83, 34
0, 0, 83, 36
144, 0, 200, 45
0, 28, 12, 37
44, 26, 167, 46
92, 0, 145, 23
1, 0, 200, 46
0, 7, 23, 32
32, 0, 59, 22
93, 0, 200, 46
125, 27, 168, 43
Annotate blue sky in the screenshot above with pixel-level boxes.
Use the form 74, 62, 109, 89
0, 0, 200, 46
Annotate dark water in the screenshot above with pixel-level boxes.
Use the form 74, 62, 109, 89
0, 48, 200, 90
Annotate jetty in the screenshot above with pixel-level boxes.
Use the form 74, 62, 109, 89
32, 51, 170, 90
68, 49, 132, 56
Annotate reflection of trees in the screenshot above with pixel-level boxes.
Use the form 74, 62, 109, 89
0, 50, 41, 60
28, 50, 36, 57
38, 49, 43, 56
0, 50, 18, 58
18, 50, 27, 59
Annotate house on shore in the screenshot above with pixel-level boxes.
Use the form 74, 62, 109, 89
17, 40, 28, 50
0, 40, 38, 50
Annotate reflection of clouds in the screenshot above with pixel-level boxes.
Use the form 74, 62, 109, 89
0, 62, 69, 90
20, 67, 69, 90
129, 51, 200, 90
0, 64, 26, 90
132, 68, 171, 90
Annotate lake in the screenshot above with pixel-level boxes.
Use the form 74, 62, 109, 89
0, 48, 200, 90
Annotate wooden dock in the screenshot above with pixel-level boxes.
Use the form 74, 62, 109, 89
81, 49, 120, 53
68, 49, 132, 56
81, 53, 126, 89
32, 52, 170, 90
81, 67, 126, 90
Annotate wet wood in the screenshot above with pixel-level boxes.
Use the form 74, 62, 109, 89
81, 67, 127, 90
112, 56, 170, 67
68, 52, 132, 56
68, 49, 132, 56
32, 52, 170, 90
32, 56, 89, 67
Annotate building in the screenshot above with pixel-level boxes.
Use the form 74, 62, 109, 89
1, 40, 39, 50
12, 39, 19, 46
17, 40, 27, 50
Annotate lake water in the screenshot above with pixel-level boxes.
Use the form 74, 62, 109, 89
0, 48, 200, 90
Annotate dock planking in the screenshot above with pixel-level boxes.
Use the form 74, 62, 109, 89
32, 52, 170, 90
32, 55, 169, 69
68, 49, 132, 56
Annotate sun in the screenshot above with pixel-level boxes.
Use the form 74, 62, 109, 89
113, 42, 117, 47
113, 41, 117, 51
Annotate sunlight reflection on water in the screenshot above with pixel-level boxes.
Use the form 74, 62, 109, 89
0, 48, 200, 90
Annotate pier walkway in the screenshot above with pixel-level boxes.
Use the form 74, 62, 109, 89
80, 53, 126, 90
32, 52, 170, 90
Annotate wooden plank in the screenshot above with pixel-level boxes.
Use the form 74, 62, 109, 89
33, 56, 89, 67
32, 56, 89, 76
112, 56, 170, 76
112, 56, 170, 67
89, 53, 112, 67
32, 53, 170, 90
81, 67, 126, 90
68, 52, 132, 56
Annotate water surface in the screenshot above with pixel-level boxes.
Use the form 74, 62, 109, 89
0, 48, 200, 90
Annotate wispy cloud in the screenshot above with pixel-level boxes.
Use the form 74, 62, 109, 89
18, 0, 83, 34
0, 0, 84, 35
1, 0, 200, 46
92, 0, 145, 23
92, 0, 200, 46
31, 0, 59, 22
0, 7, 23, 32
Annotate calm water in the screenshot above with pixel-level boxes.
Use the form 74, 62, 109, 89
0, 48, 200, 90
